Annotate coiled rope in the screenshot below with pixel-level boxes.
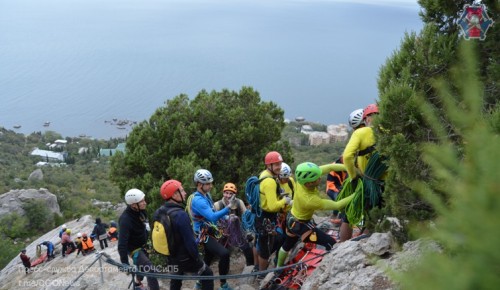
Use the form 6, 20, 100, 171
336, 151, 387, 226
218, 216, 246, 247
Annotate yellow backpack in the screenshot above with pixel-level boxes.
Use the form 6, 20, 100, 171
151, 206, 180, 256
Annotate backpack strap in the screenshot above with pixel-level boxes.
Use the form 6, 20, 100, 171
287, 179, 295, 199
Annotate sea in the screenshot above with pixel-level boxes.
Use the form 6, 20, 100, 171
0, 0, 423, 139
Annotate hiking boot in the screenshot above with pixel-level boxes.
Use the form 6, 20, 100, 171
219, 282, 233, 290
194, 281, 202, 290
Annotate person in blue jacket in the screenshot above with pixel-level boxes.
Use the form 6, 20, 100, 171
189, 169, 235, 290
38, 241, 55, 260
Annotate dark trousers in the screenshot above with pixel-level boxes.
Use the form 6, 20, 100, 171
169, 256, 214, 290
282, 226, 336, 252
203, 236, 230, 285
134, 250, 160, 290
240, 242, 254, 266
98, 238, 108, 250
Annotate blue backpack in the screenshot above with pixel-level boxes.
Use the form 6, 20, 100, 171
242, 176, 274, 233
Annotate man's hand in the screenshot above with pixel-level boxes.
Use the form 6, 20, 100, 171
284, 196, 292, 205
226, 195, 237, 208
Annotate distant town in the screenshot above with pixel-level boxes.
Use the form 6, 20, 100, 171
286, 116, 349, 146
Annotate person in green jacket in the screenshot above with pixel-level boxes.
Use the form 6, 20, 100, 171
276, 162, 354, 267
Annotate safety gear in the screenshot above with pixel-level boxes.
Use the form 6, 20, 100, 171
348, 108, 365, 129
363, 103, 379, 119
194, 169, 214, 184
125, 188, 145, 205
295, 162, 322, 185
264, 151, 283, 165
279, 162, 292, 179
223, 182, 237, 193
160, 179, 182, 200
76, 233, 82, 238
66, 229, 71, 235
61, 224, 67, 229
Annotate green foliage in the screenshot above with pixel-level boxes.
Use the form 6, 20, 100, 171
395, 43, 500, 290
110, 87, 292, 214
0, 213, 29, 238
0, 239, 24, 270
377, 0, 500, 230
23, 200, 54, 234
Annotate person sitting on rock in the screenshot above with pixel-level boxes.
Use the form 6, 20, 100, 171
61, 229, 77, 257
80, 233, 95, 255
108, 220, 118, 242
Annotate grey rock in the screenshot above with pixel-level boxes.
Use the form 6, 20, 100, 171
0, 188, 61, 219
28, 169, 44, 181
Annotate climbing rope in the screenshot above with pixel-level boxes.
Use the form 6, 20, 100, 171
99, 247, 332, 281
336, 151, 387, 226
218, 216, 246, 247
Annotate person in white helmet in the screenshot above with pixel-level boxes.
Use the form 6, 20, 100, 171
118, 188, 159, 290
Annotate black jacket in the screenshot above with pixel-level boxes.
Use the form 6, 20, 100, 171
118, 206, 149, 264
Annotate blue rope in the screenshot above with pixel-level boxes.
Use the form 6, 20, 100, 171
245, 176, 263, 217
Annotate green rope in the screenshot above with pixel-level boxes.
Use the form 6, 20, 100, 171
362, 151, 388, 209
336, 151, 388, 226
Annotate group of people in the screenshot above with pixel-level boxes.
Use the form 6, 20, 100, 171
116, 103, 383, 290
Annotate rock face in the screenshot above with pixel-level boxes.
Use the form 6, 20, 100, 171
28, 169, 44, 181
0, 188, 61, 219
0, 217, 440, 290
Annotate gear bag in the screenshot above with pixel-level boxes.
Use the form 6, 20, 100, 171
152, 206, 181, 256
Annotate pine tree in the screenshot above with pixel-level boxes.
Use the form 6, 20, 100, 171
375, 0, 499, 235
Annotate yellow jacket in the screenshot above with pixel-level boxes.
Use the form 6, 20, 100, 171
259, 170, 287, 213
343, 127, 376, 178
291, 164, 353, 221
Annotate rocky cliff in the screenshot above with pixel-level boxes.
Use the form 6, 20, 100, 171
0, 215, 438, 290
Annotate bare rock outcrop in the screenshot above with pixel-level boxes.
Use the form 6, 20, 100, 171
0, 188, 61, 219
0, 215, 439, 290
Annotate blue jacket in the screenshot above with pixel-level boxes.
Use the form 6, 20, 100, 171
190, 191, 229, 233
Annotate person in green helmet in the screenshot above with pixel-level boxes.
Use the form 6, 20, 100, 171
275, 162, 354, 268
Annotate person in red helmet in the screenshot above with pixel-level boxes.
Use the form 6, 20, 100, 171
254, 151, 292, 277
156, 179, 214, 290
340, 103, 380, 242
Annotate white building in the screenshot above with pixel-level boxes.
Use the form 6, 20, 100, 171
31, 148, 66, 162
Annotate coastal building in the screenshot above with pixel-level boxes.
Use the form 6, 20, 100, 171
30, 148, 67, 162
300, 123, 349, 146
99, 143, 126, 157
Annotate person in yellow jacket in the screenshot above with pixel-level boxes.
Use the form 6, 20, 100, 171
339, 103, 381, 241
255, 151, 292, 277
343, 104, 378, 181
276, 162, 354, 267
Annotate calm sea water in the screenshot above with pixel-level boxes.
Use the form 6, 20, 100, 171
0, 0, 422, 139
